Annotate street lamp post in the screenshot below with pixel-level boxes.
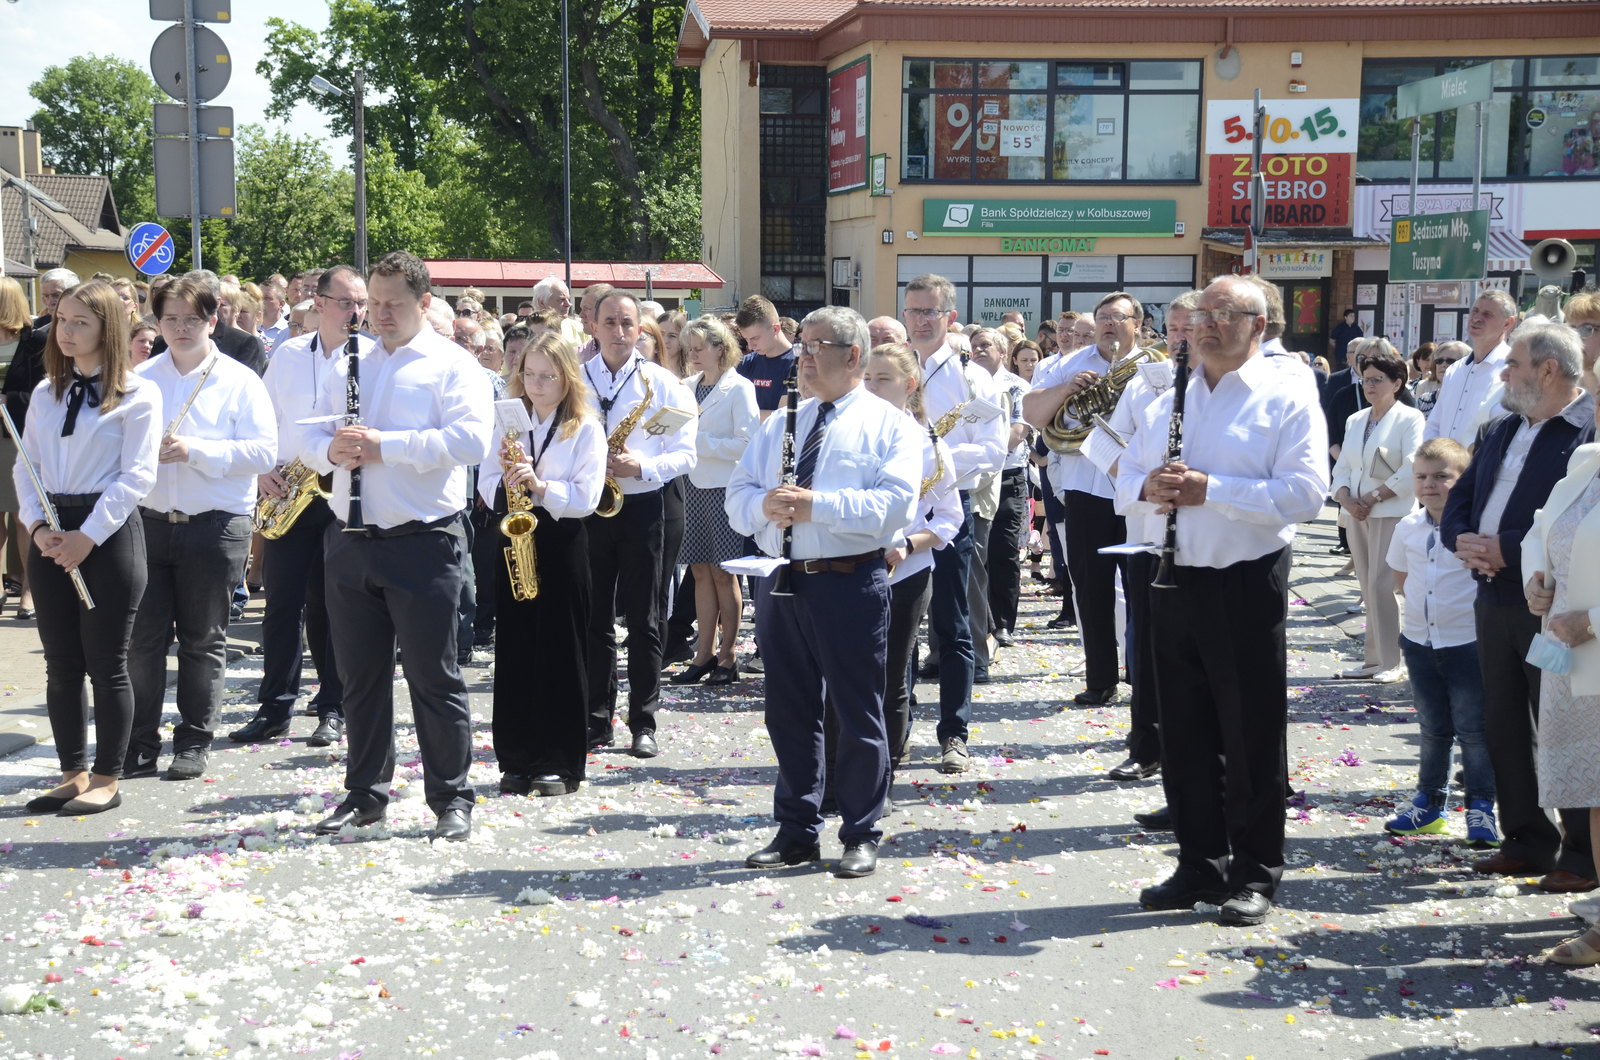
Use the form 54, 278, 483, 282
309, 72, 368, 273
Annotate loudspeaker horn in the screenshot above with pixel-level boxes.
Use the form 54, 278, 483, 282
1530, 237, 1577, 287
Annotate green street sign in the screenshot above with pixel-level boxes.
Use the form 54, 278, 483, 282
1388, 208, 1489, 282
1396, 64, 1494, 119
922, 198, 1176, 238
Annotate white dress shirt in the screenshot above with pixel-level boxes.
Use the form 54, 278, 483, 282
581, 352, 698, 494
920, 343, 1005, 489
726, 384, 921, 560
1115, 351, 1330, 568
1031, 342, 1136, 500
1424, 341, 1508, 444
893, 430, 960, 585
261, 329, 377, 464
991, 366, 1031, 471
260, 314, 289, 355
15, 372, 162, 545
476, 411, 606, 520
1478, 392, 1591, 537
1387, 507, 1478, 649
135, 347, 278, 516
1091, 372, 1173, 546
301, 325, 495, 529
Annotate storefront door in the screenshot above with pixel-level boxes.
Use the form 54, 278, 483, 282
1281, 280, 1329, 359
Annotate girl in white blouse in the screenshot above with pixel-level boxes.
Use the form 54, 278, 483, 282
477, 331, 606, 797
14, 281, 160, 814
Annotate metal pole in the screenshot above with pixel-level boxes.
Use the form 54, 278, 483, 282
1245, 89, 1265, 275
1402, 116, 1421, 358
1469, 100, 1484, 305
353, 69, 368, 274
184, 0, 202, 270
561, 0, 572, 291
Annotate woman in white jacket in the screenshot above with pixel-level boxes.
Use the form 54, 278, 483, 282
1331, 339, 1425, 681
671, 317, 760, 686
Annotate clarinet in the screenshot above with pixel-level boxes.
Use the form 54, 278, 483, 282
1150, 340, 1190, 590
340, 312, 366, 533
768, 363, 800, 597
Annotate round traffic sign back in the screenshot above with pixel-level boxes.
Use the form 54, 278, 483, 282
127, 222, 177, 276
150, 23, 231, 102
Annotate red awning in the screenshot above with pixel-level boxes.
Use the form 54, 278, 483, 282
422, 260, 725, 290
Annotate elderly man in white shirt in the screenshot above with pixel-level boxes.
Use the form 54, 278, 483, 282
1424, 289, 1517, 445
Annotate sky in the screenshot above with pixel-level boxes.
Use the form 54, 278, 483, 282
0, 0, 340, 155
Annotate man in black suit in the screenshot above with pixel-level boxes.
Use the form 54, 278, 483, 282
1441, 322, 1596, 893
148, 270, 267, 375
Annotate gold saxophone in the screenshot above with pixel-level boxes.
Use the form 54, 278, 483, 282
593, 373, 655, 518
254, 459, 330, 540
1042, 342, 1168, 454
918, 427, 945, 499
499, 429, 540, 601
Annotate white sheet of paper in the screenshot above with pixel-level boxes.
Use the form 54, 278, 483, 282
959, 397, 1005, 424
1098, 542, 1158, 556
1138, 360, 1175, 392
294, 413, 346, 426
1082, 426, 1123, 476
720, 556, 787, 577
494, 399, 534, 436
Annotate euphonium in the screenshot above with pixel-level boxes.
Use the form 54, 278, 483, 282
594, 373, 655, 518
499, 429, 540, 602
1041, 342, 1168, 454
255, 459, 330, 539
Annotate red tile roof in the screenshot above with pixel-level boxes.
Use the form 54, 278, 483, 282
422, 260, 726, 290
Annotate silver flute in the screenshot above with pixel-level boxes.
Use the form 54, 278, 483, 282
0, 404, 95, 609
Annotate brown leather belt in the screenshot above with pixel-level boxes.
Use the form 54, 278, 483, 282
788, 549, 885, 575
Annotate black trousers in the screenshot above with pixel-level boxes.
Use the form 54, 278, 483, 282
1475, 601, 1595, 876
1038, 466, 1072, 613
1062, 489, 1124, 691
658, 478, 688, 649
929, 491, 975, 743
1123, 551, 1161, 767
470, 501, 500, 643
258, 498, 342, 723
585, 488, 665, 741
1154, 548, 1289, 899
31, 509, 145, 777
987, 467, 1028, 634
492, 508, 591, 782
324, 522, 474, 815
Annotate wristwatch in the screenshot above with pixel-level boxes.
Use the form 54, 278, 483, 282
904, 536, 915, 555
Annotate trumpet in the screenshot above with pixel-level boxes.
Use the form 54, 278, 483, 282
499, 429, 540, 601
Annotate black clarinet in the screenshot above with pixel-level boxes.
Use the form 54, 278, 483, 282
769, 363, 800, 597
341, 312, 366, 533
1150, 339, 1190, 589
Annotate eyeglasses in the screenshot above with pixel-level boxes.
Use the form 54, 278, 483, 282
1434, 357, 1459, 368
325, 297, 368, 312
1189, 308, 1256, 327
521, 371, 560, 386
1360, 376, 1394, 387
456, 308, 475, 317
1576, 323, 1600, 339
160, 315, 207, 331
799, 339, 852, 356
902, 307, 948, 320
1094, 312, 1134, 325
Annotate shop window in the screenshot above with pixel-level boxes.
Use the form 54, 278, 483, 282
901, 58, 1201, 184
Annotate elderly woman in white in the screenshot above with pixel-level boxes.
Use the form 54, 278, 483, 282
1332, 338, 1426, 682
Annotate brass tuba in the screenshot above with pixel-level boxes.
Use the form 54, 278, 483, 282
255, 459, 330, 540
1041, 343, 1168, 454
499, 428, 540, 601
593, 373, 655, 518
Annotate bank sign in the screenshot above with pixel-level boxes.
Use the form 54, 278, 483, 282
922, 198, 1176, 237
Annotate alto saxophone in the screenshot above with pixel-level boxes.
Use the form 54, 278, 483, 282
918, 424, 945, 499
593, 373, 655, 518
499, 429, 540, 601
255, 459, 330, 539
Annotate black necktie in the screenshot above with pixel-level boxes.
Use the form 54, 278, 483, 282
794, 401, 834, 489
62, 370, 101, 437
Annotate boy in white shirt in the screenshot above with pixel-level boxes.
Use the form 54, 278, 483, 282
1384, 437, 1500, 845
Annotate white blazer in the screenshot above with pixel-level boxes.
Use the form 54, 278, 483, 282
683, 368, 759, 488
1523, 443, 1600, 695
1331, 401, 1425, 518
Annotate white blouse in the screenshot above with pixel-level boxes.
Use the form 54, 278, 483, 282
892, 428, 961, 585
15, 372, 162, 545
476, 410, 607, 520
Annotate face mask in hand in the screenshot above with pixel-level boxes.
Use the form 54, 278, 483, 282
1526, 631, 1574, 676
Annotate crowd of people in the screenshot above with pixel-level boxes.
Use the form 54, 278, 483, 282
3, 255, 1600, 952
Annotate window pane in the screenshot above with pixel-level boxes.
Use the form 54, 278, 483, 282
928, 93, 978, 180
1358, 88, 1436, 179
897, 256, 970, 283
1442, 58, 1518, 88
1053, 94, 1124, 179
934, 62, 974, 89
978, 61, 1047, 91
793, 88, 825, 115
903, 94, 932, 180
977, 93, 1048, 180
1057, 63, 1122, 89
905, 60, 931, 89
1532, 56, 1600, 87
1126, 94, 1197, 179
1438, 95, 1515, 178
1129, 61, 1199, 91
1365, 62, 1437, 89
759, 87, 792, 114
1525, 89, 1600, 175
972, 256, 1042, 281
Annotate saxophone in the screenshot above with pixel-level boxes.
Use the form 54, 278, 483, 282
918, 424, 945, 499
1042, 342, 1169, 454
593, 373, 655, 518
255, 459, 331, 540
499, 428, 540, 601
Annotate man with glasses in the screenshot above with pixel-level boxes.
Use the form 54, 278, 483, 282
1425, 290, 1517, 445
1115, 276, 1328, 926
230, 265, 374, 749
149, 271, 268, 376
1023, 291, 1147, 709
901, 274, 1006, 774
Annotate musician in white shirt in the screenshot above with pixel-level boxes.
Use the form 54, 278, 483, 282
14, 280, 160, 815
126, 276, 277, 783
477, 331, 605, 797
1424, 290, 1516, 445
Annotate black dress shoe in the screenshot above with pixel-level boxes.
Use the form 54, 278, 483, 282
229, 716, 290, 743
313, 799, 384, 835
670, 662, 714, 685
631, 732, 659, 759
531, 774, 577, 796
1073, 687, 1117, 706
1133, 805, 1172, 830
745, 836, 822, 868
588, 731, 616, 752
499, 772, 535, 795
1218, 889, 1272, 925
307, 716, 344, 747
1107, 757, 1161, 781
1046, 613, 1076, 630
433, 808, 471, 842
917, 660, 940, 680
661, 642, 694, 666
973, 668, 991, 685
706, 664, 737, 686
836, 839, 879, 878
993, 628, 1015, 648
1139, 873, 1226, 910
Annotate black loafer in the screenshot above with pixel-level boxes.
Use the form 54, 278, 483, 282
433, 808, 471, 842
25, 792, 75, 813
499, 773, 535, 796
229, 717, 290, 743
993, 629, 1015, 648
706, 665, 737, 686
631, 732, 659, 759
1139, 874, 1226, 910
531, 774, 577, 797
1107, 757, 1161, 782
973, 668, 991, 685
60, 791, 122, 816
1073, 687, 1117, 706
1046, 614, 1076, 630
307, 716, 344, 747
836, 839, 879, 878
670, 662, 714, 685
1218, 889, 1272, 925
745, 837, 822, 868
588, 730, 616, 752
313, 799, 384, 835
1133, 805, 1172, 830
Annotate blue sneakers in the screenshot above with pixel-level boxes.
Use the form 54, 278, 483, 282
1385, 792, 1447, 835
1465, 797, 1502, 848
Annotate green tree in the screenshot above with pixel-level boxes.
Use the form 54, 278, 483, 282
218, 126, 355, 279
28, 55, 162, 226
